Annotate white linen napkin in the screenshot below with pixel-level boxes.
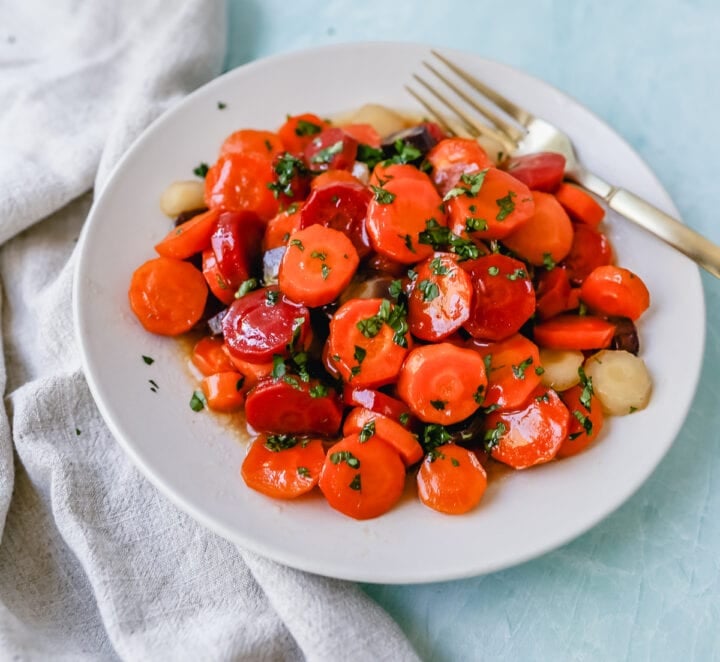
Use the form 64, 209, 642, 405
0, 1, 419, 659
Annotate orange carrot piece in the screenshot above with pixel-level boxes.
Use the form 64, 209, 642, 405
128, 257, 207, 336
318, 434, 406, 520
201, 371, 246, 412
241, 435, 325, 499
579, 265, 650, 321
554, 183, 605, 226
417, 444, 487, 514
340, 123, 382, 148
224, 351, 274, 389
220, 129, 284, 160
342, 407, 423, 466
278, 113, 328, 154
557, 383, 605, 458
310, 169, 364, 190
278, 224, 360, 307
533, 315, 616, 351
369, 162, 433, 188
154, 208, 219, 259
396, 343, 487, 425
192, 336, 236, 376
263, 206, 303, 251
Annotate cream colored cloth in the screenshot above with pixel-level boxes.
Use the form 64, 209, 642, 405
0, 1, 419, 659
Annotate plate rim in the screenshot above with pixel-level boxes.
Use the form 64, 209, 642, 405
73, 40, 707, 584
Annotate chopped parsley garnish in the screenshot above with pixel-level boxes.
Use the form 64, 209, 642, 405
348, 474, 362, 491
265, 434, 299, 452
142, 355, 154, 365
75, 428, 81, 436
573, 409, 593, 436
417, 218, 479, 261
483, 354, 493, 372
385, 139, 422, 165
370, 185, 396, 204
189, 390, 206, 412
495, 191, 516, 220
507, 268, 527, 281
488, 266, 500, 276
429, 257, 449, 276
417, 279, 440, 302
330, 451, 360, 468
407, 268, 418, 281
265, 290, 280, 306
289, 238, 304, 251
311, 250, 327, 260
465, 217, 488, 233
400, 233, 415, 252
578, 366, 594, 410
235, 278, 259, 298
297, 466, 311, 478
483, 421, 507, 452
268, 153, 308, 199
353, 345, 367, 364
310, 140, 343, 165
542, 252, 556, 270
421, 424, 451, 453
295, 119, 323, 136
321, 263, 331, 280
359, 420, 376, 442
536, 392, 550, 403
356, 299, 408, 348
217, 101, 227, 110
535, 366, 545, 376
193, 162, 209, 178
512, 357, 534, 380
399, 412, 410, 426
443, 169, 488, 201
450, 457, 460, 467
264, 139, 273, 151
271, 354, 287, 379
356, 144, 385, 169
388, 279, 403, 300
309, 383, 329, 398
629, 406, 638, 414
473, 384, 485, 404
578, 301, 588, 316
430, 400, 447, 410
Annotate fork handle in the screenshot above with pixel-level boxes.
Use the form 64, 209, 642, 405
577, 175, 720, 279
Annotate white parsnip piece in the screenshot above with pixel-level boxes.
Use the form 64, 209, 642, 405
348, 104, 408, 139
538, 349, 584, 392
583, 350, 652, 416
159, 180, 206, 217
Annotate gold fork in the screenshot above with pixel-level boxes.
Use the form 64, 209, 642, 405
407, 50, 720, 279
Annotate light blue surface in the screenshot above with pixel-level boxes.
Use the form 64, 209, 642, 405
226, 2, 720, 659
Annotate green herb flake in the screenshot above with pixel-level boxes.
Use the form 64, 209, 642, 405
488, 266, 500, 276
311, 250, 327, 261
353, 345, 367, 365
310, 140, 344, 165
268, 152, 309, 198
356, 144, 385, 169
512, 357, 534, 380
359, 420, 376, 443
535, 366, 545, 376
443, 170, 488, 201
370, 185, 396, 205
309, 383, 329, 398
295, 119, 323, 136
465, 217, 488, 233
483, 354, 493, 373
430, 399, 447, 410
289, 238, 304, 251
142, 355, 154, 365
386, 139, 422, 165
235, 278, 259, 298
450, 457, 460, 467
578, 301, 588, 316
429, 257, 449, 276
271, 355, 287, 379
193, 162, 209, 178
330, 451, 360, 469
573, 409, 593, 436
536, 392, 550, 403
75, 428, 81, 436
265, 434, 299, 452
483, 421, 507, 452
321, 263, 331, 280
495, 191, 516, 220
217, 101, 227, 110
507, 268, 528, 281
297, 466, 311, 478
148, 379, 159, 390
629, 406, 638, 414
421, 424, 452, 453
399, 233, 415, 252
283, 375, 302, 390
389, 279, 403, 300
578, 366, 594, 410
265, 290, 280, 306
349, 474, 362, 491
417, 279, 440, 302
542, 252, 556, 270
264, 139, 273, 151
399, 412, 410, 426
473, 384, 485, 404
190, 390, 206, 412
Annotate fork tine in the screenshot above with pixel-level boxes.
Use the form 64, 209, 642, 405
404, 86, 459, 138
411, 74, 516, 154
421, 61, 525, 145
431, 50, 534, 126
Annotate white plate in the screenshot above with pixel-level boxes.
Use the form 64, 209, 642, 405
74, 42, 705, 584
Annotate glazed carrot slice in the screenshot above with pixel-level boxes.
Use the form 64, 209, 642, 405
396, 343, 487, 425
205, 153, 279, 221
342, 386, 412, 425
318, 433, 406, 520
557, 383, 605, 458
278, 113, 328, 154
342, 407, 423, 466
241, 435, 325, 499
341, 123, 382, 148
325, 298, 411, 388
562, 224, 613, 285
263, 206, 303, 251
535, 267, 572, 321
154, 208, 219, 259
467, 334, 542, 411
310, 169, 364, 190
278, 224, 360, 307
369, 162, 433, 188
416, 444, 487, 514
192, 336, 236, 376
426, 137, 494, 196
202, 248, 235, 305
220, 129, 284, 160
224, 352, 273, 389
407, 252, 474, 341
201, 371, 246, 412
502, 191, 574, 266
580, 265, 650, 321
554, 183, 605, 226
129, 257, 207, 336
486, 385, 570, 469
533, 315, 616, 351
365, 177, 447, 264
446, 167, 535, 241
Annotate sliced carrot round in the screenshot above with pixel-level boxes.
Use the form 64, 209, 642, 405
201, 371, 246, 412
557, 384, 605, 458
263, 206, 303, 251
318, 434, 406, 520
278, 224, 360, 307
369, 162, 433, 188
241, 435, 325, 499
554, 183, 605, 226
342, 407, 423, 466
580, 265, 650, 321
533, 314, 616, 351
426, 137, 493, 196
192, 336, 236, 376
397, 343, 487, 425
278, 113, 328, 154
220, 129, 284, 160
417, 444, 487, 514
129, 257, 207, 336
154, 208, 219, 259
